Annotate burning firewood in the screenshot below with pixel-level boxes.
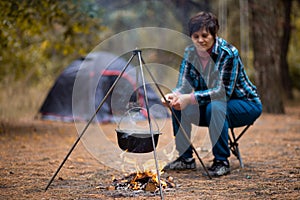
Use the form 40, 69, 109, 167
103, 171, 176, 193
145, 182, 156, 192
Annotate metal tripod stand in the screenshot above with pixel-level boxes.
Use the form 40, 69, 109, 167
45, 49, 211, 199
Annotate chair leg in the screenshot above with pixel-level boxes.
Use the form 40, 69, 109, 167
229, 127, 246, 168
232, 142, 244, 168
236, 145, 244, 168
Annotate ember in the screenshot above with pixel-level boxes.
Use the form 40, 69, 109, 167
106, 171, 175, 193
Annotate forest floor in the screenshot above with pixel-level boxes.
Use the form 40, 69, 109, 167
0, 104, 300, 200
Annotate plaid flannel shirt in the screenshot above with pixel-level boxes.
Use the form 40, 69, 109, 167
174, 37, 261, 105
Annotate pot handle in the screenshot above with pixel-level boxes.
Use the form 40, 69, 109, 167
117, 107, 160, 132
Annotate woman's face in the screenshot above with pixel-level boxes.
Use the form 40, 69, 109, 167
191, 28, 215, 52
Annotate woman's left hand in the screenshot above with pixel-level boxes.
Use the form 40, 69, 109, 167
171, 94, 192, 110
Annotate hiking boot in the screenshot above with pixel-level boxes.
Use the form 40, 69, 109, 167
163, 157, 196, 171
208, 159, 230, 177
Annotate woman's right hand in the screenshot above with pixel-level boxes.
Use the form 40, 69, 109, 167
161, 93, 178, 107
161, 93, 192, 110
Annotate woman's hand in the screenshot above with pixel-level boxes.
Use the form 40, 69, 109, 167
161, 93, 192, 110
171, 94, 192, 110
161, 93, 177, 107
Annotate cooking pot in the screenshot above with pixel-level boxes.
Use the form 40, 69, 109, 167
115, 107, 161, 153
116, 129, 160, 153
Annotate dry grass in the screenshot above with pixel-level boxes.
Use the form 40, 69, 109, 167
0, 80, 53, 121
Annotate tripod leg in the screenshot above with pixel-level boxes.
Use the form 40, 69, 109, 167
136, 51, 164, 200
141, 58, 212, 179
45, 53, 137, 191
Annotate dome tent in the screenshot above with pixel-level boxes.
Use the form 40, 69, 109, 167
39, 51, 165, 123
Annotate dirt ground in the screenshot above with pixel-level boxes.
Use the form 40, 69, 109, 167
0, 105, 300, 200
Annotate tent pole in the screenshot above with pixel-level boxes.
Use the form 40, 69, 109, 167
45, 52, 137, 191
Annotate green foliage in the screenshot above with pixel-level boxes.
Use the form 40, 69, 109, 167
103, 1, 182, 33
288, 2, 300, 90
0, 0, 105, 85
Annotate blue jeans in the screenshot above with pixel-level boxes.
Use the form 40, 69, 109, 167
171, 99, 262, 161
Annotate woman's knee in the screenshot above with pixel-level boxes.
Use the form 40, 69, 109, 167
206, 101, 227, 119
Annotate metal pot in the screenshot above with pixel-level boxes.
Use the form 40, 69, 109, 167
116, 129, 160, 153
115, 107, 161, 153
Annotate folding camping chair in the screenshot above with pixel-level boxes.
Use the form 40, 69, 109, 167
228, 124, 252, 168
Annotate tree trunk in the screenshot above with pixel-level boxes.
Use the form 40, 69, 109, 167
165, 0, 211, 35
250, 0, 285, 114
280, 0, 293, 100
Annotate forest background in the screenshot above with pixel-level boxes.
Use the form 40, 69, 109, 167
0, 0, 300, 121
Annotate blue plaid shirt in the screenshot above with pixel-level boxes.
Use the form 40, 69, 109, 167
174, 37, 261, 105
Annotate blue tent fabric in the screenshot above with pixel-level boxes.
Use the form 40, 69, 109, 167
39, 58, 83, 122
39, 52, 164, 123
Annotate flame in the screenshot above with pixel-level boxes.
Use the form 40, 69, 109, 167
131, 181, 140, 190
150, 172, 167, 188
131, 171, 147, 183
109, 170, 173, 192
112, 159, 170, 191
130, 170, 167, 189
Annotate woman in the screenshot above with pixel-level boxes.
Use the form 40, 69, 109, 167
162, 11, 262, 176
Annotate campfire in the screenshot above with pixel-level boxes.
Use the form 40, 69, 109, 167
102, 170, 175, 194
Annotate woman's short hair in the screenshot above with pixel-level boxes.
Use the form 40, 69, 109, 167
188, 11, 219, 37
